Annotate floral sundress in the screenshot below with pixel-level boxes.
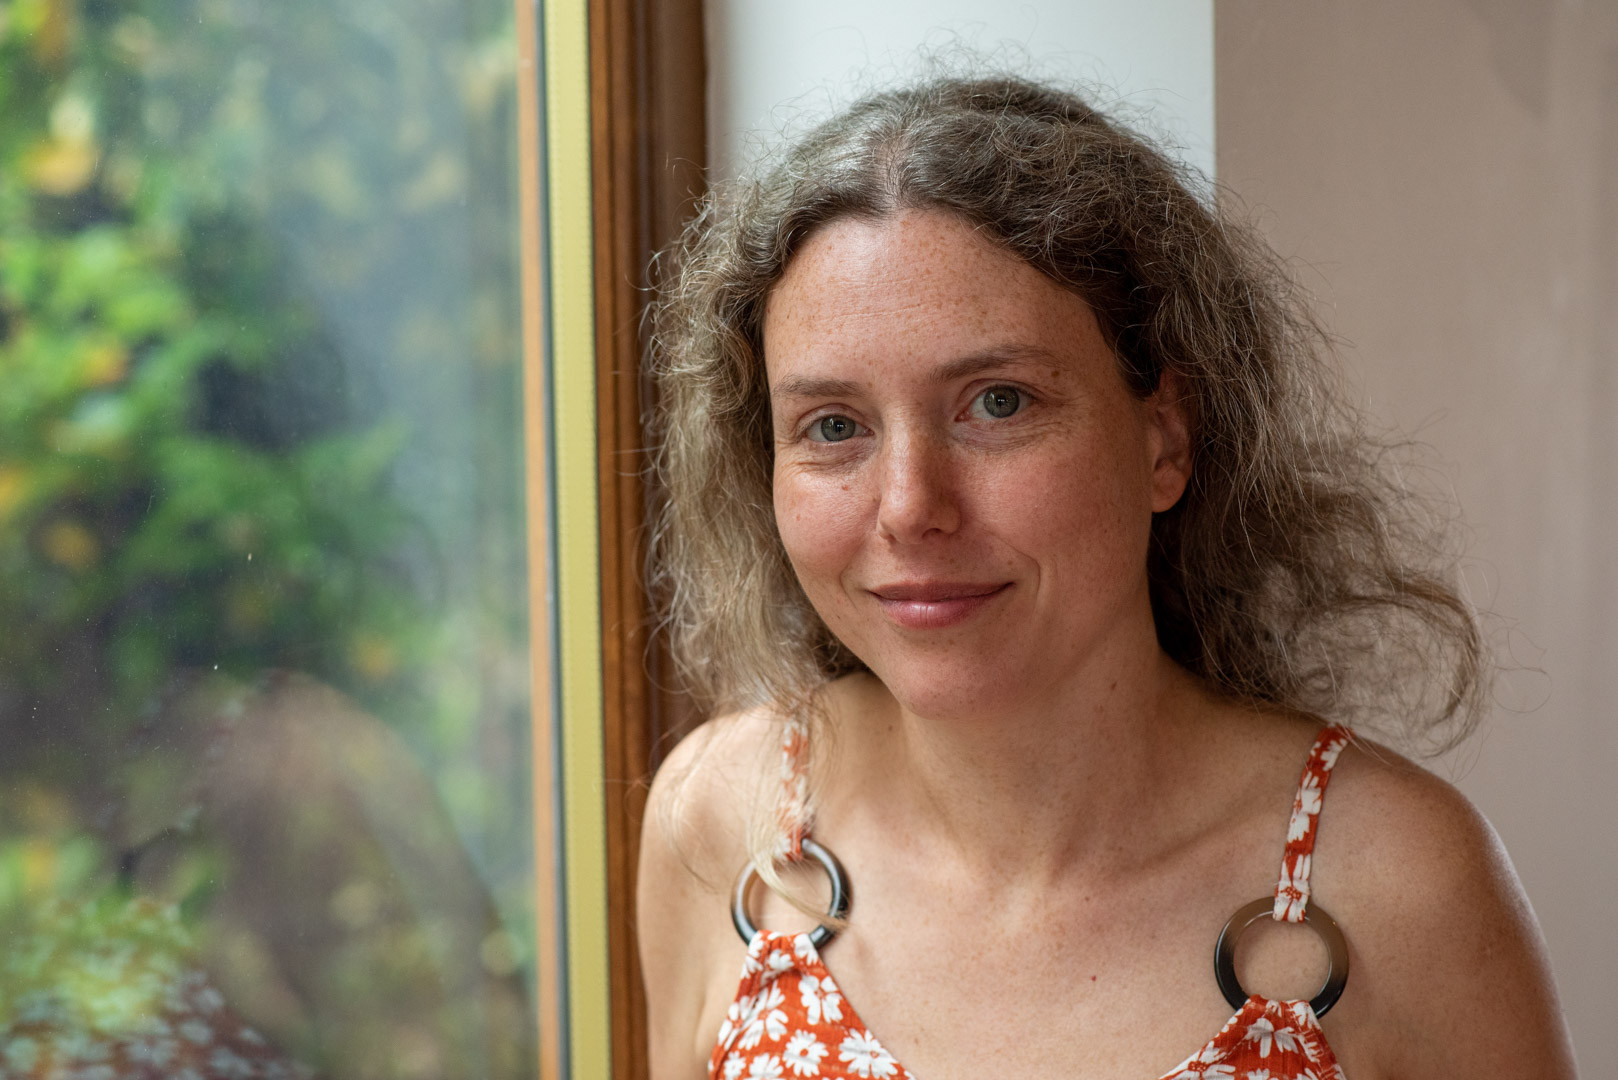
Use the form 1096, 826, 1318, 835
710, 726, 1354, 1080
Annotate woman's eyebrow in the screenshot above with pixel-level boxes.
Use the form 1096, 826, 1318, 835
771, 346, 1060, 401
933, 345, 1061, 382
771, 374, 864, 400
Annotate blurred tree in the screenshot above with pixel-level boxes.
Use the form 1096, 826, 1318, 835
0, 0, 529, 792
1, 0, 431, 738
0, 0, 534, 1075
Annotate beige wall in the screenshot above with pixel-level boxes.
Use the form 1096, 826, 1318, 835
1216, 1, 1617, 1067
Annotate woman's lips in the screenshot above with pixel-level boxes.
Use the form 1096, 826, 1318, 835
868, 582, 1011, 630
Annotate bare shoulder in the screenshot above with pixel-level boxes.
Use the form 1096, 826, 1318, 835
639, 706, 782, 1080
643, 706, 782, 885
1312, 737, 1576, 1078
638, 673, 879, 927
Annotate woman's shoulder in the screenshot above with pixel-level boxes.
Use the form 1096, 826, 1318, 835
1203, 706, 1574, 1075
1321, 734, 1499, 882
1308, 733, 1574, 1076
1205, 704, 1507, 892
643, 706, 779, 881
1316, 733, 1525, 944
640, 704, 788, 1078
640, 674, 878, 892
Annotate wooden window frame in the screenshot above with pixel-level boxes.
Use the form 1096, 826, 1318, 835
516, 0, 702, 1073
590, 0, 707, 1076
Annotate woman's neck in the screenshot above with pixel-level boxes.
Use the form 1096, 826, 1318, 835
830, 637, 1212, 891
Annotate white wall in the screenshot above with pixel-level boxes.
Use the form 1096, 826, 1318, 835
704, 1, 1215, 181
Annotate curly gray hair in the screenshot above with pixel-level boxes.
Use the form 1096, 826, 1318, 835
648, 74, 1484, 767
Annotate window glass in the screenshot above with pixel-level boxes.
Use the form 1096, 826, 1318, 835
0, 1, 538, 1077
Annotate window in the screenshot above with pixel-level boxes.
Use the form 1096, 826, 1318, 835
0, 0, 698, 1075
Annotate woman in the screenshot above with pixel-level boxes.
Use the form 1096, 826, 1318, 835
638, 76, 1575, 1079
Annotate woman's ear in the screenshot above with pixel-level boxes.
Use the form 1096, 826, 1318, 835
1146, 370, 1192, 513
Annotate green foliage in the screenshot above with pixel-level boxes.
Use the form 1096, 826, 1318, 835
0, 2, 536, 1067
0, 0, 434, 711
0, 0, 524, 730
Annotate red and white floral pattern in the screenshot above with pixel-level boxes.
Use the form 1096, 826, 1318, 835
1272, 727, 1350, 924
778, 718, 812, 861
710, 932, 913, 1080
0, 898, 319, 1080
715, 726, 1354, 1080
708, 928, 1347, 1080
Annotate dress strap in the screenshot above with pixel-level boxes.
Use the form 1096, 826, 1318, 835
1272, 725, 1353, 923
778, 717, 812, 861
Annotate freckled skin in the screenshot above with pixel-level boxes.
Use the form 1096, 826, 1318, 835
642, 211, 1575, 1080
764, 210, 1189, 723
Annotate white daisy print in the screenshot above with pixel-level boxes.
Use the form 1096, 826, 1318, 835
740, 984, 788, 1049
1168, 1043, 1237, 1079
209, 1047, 256, 1079
127, 1037, 179, 1068
744, 935, 768, 975
1245, 1018, 1278, 1057
1244, 1017, 1302, 1057
718, 992, 750, 1047
838, 1031, 899, 1079
799, 973, 843, 1025
784, 1032, 827, 1077
1287, 784, 1322, 841
792, 933, 821, 966
193, 984, 227, 1013
1295, 782, 1323, 814
767, 947, 796, 973
1286, 809, 1310, 843
177, 1019, 214, 1045
1273, 854, 1311, 922
1245, 1071, 1272, 1080
723, 1051, 747, 1080
748, 1053, 785, 1080
1169, 1065, 1235, 1080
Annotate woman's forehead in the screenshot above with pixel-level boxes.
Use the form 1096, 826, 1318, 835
768, 211, 1022, 313
762, 210, 1104, 384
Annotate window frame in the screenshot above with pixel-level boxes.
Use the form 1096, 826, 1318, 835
518, 0, 706, 1075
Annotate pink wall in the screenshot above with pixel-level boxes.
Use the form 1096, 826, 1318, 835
1217, 1, 1618, 1067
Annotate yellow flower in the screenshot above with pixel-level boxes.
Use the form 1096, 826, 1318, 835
41, 519, 98, 571
82, 341, 129, 387
24, 136, 100, 196
0, 465, 26, 519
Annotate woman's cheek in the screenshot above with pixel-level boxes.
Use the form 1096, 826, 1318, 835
774, 470, 871, 605
984, 443, 1148, 580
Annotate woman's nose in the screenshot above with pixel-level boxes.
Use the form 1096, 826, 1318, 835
874, 430, 962, 543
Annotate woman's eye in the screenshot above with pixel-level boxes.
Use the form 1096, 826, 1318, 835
808, 415, 859, 443
974, 386, 1022, 419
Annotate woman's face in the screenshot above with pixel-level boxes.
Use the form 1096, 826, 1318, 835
764, 209, 1190, 721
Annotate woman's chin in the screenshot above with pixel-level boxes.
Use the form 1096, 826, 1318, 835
870, 662, 1045, 726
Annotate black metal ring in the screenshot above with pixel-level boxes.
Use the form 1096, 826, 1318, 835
1213, 897, 1350, 1017
731, 836, 851, 950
